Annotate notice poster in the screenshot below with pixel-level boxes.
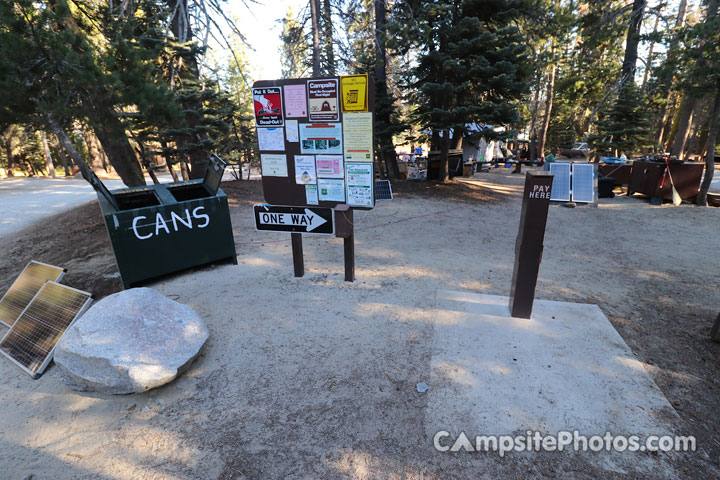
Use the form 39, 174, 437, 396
318, 178, 345, 202
260, 154, 288, 177
252, 87, 284, 127
305, 185, 319, 205
315, 155, 344, 178
345, 162, 374, 207
286, 119, 299, 143
308, 79, 339, 121
294, 155, 316, 184
284, 84, 308, 117
340, 74, 368, 112
342, 112, 373, 162
257, 127, 285, 151
300, 123, 343, 155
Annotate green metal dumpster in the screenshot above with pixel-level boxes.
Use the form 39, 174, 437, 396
81, 156, 237, 288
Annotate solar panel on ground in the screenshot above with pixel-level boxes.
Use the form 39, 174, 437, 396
549, 163, 571, 202
374, 180, 393, 200
0, 261, 66, 328
571, 163, 595, 203
0, 281, 92, 378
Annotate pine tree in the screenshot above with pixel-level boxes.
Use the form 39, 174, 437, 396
279, 6, 311, 78
402, 0, 530, 182
586, 82, 651, 155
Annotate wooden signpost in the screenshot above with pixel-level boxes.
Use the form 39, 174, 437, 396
509, 171, 554, 319
252, 75, 376, 281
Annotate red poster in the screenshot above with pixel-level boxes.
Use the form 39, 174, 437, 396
253, 87, 284, 127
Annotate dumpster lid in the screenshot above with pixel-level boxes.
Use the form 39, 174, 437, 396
77, 160, 119, 210
204, 154, 227, 196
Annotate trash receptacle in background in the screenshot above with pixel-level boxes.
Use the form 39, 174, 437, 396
81, 156, 237, 288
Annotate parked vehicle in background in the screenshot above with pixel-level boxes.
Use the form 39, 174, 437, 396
572, 142, 591, 154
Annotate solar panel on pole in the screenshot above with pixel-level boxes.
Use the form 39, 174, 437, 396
0, 261, 66, 328
549, 163, 571, 201
571, 163, 595, 203
0, 281, 92, 378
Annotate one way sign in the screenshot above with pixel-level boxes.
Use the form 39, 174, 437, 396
253, 205, 334, 235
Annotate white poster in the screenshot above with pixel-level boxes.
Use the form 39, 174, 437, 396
342, 112, 373, 162
286, 119, 299, 143
260, 154, 288, 177
299, 123, 343, 155
294, 155, 316, 184
318, 178, 345, 202
257, 127, 285, 151
345, 162, 373, 207
305, 185, 319, 205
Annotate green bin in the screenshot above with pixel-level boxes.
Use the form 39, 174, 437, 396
82, 156, 237, 288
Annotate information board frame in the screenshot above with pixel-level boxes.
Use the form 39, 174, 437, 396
253, 75, 376, 210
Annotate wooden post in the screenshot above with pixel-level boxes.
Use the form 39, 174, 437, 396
509, 172, 554, 318
291, 233, 304, 277
334, 206, 355, 282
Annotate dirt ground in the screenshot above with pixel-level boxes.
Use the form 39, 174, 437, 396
0, 168, 719, 479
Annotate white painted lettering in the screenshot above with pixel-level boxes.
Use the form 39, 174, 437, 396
155, 212, 170, 235
132, 216, 153, 240
171, 209, 193, 231
193, 206, 210, 228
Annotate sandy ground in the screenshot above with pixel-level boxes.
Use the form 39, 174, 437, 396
0, 168, 719, 479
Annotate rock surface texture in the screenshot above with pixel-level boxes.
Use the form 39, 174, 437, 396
55, 288, 209, 394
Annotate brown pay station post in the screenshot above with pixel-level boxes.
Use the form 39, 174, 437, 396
252, 75, 376, 281
509, 171, 554, 319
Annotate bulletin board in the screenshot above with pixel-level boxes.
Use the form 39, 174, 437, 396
252, 75, 376, 210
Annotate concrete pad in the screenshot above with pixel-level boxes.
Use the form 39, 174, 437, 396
426, 290, 680, 474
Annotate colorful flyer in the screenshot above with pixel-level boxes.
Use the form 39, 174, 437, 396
308, 79, 339, 121
341, 74, 368, 112
318, 178, 345, 202
257, 127, 285, 151
294, 155, 316, 184
342, 112, 373, 162
315, 155, 344, 178
260, 154, 288, 177
284, 84, 308, 118
252, 87, 284, 127
345, 162, 374, 207
286, 119, 299, 143
305, 185, 319, 205
299, 123, 343, 154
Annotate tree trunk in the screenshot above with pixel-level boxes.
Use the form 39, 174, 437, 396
450, 131, 463, 149
322, 0, 335, 74
621, 0, 647, 84
537, 62, 556, 160
310, 0, 321, 76
656, 0, 688, 145
84, 128, 106, 172
179, 160, 190, 181
374, 0, 399, 180
54, 142, 71, 176
3, 137, 15, 177
670, 96, 697, 159
528, 70, 542, 161
697, 89, 720, 206
642, 13, 661, 89
440, 131, 450, 183
168, 0, 210, 180
46, 114, 93, 174
40, 131, 56, 178
91, 118, 145, 186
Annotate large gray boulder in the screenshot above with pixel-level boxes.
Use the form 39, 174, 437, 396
55, 288, 209, 394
